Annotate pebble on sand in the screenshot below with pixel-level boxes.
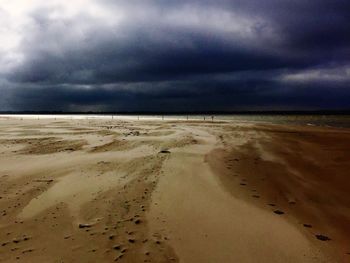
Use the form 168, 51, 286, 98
78, 223, 92, 229
159, 150, 171, 154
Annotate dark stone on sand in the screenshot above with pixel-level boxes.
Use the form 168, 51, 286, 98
240, 183, 246, 186
303, 224, 312, 228
128, 239, 135, 243
113, 245, 121, 250
134, 219, 141, 224
78, 223, 92, 229
159, 150, 171, 154
273, 210, 284, 215
268, 204, 276, 207
315, 234, 331, 241
252, 195, 260, 198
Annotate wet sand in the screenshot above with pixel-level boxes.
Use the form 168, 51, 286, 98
0, 117, 349, 262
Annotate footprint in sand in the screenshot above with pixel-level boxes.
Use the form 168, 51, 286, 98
315, 234, 331, 241
113, 245, 121, 250
303, 224, 312, 228
273, 210, 284, 215
128, 238, 136, 243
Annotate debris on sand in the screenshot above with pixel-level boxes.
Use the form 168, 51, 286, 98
315, 234, 331, 241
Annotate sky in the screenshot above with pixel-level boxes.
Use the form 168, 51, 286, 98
0, 0, 349, 112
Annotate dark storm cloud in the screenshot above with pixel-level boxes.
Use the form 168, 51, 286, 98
7, 70, 350, 112
1, 0, 350, 111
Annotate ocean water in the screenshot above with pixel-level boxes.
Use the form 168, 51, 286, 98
215, 114, 350, 128
1, 114, 350, 128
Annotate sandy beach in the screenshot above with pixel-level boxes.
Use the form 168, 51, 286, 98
0, 116, 349, 262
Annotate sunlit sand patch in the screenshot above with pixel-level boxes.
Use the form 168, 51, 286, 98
18, 151, 161, 220
18, 170, 129, 220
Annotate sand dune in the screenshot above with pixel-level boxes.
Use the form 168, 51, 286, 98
0, 117, 349, 262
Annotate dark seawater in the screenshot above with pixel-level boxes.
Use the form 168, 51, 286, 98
166, 114, 350, 128
217, 115, 350, 128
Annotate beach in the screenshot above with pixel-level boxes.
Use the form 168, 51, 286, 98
0, 116, 349, 262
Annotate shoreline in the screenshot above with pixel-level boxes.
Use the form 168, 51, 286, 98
1, 114, 350, 129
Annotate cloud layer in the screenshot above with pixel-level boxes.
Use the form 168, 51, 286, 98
1, 0, 350, 111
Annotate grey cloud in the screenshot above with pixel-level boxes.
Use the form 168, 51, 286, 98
1, 0, 350, 111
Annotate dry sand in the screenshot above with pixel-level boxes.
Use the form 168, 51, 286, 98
0, 116, 349, 262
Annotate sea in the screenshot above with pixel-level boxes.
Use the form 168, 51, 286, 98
1, 114, 350, 128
